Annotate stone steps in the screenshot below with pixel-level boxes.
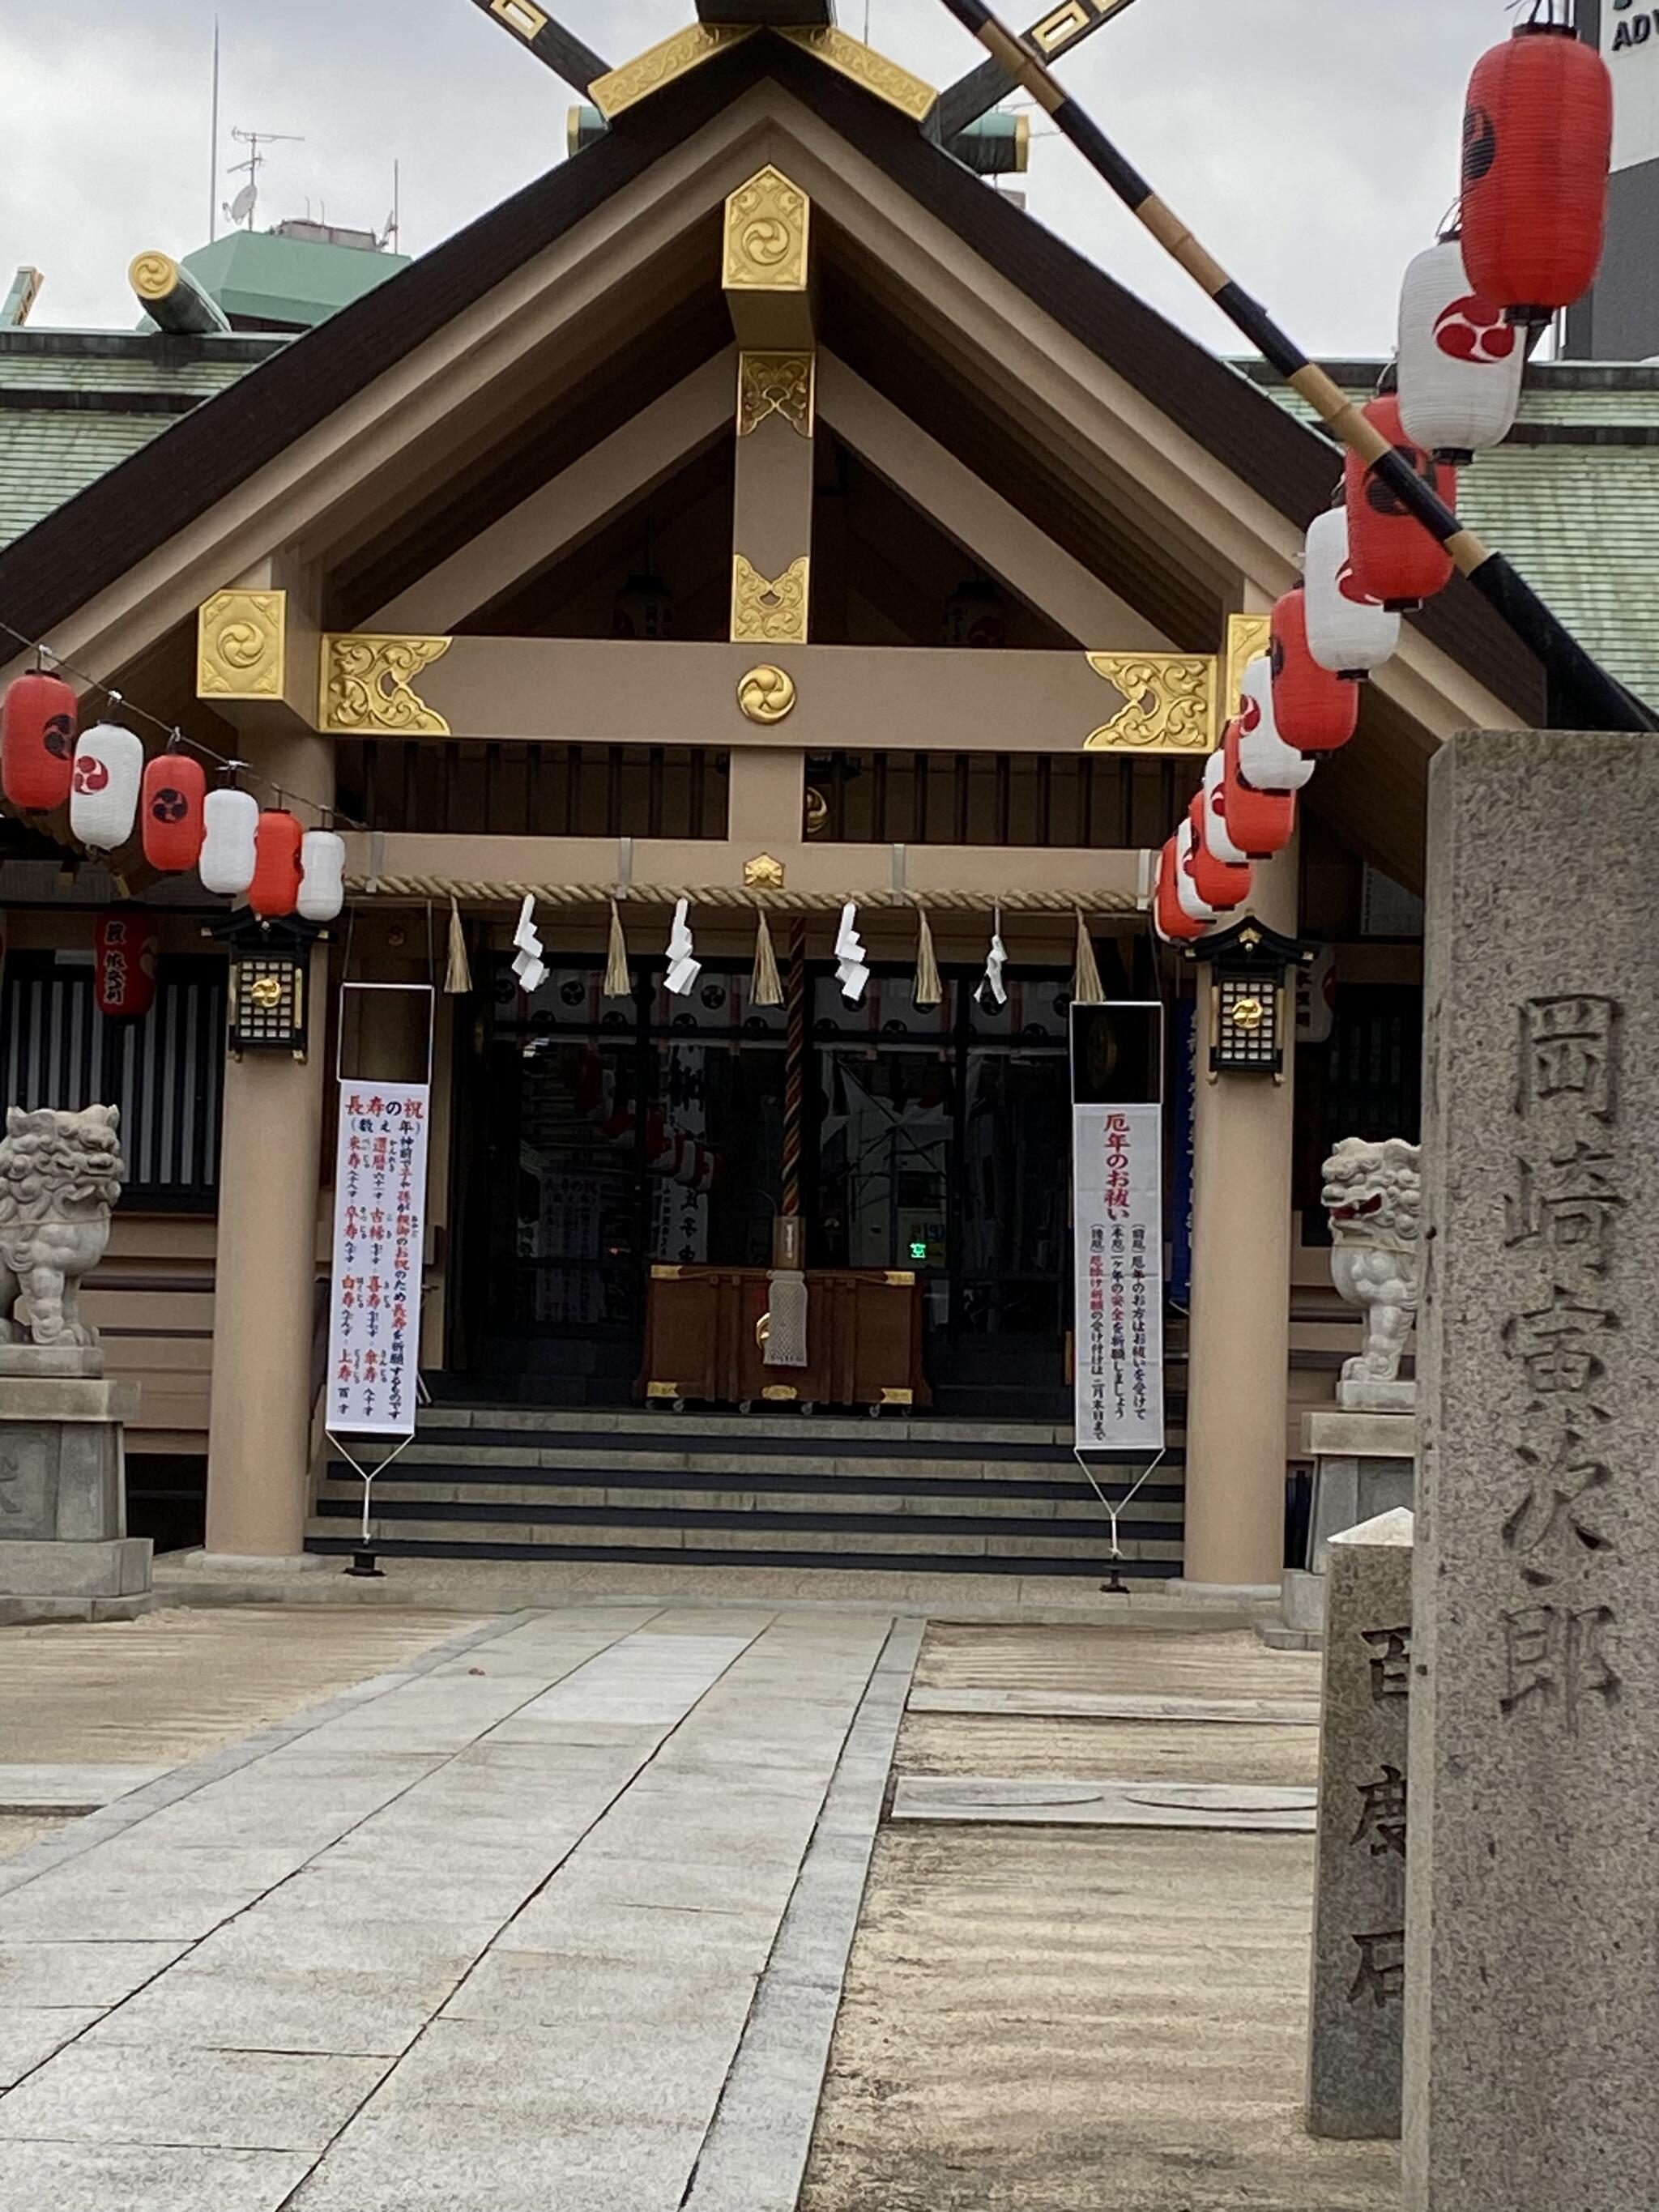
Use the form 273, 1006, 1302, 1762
306, 1411, 1185, 1579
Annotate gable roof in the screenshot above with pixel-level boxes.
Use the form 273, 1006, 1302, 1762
0, 31, 1542, 719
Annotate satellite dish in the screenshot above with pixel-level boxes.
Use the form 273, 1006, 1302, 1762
228, 182, 258, 224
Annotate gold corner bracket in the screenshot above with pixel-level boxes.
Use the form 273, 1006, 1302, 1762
738, 352, 816, 438
777, 28, 936, 121
1083, 654, 1218, 754
1224, 613, 1273, 716
320, 634, 454, 738
197, 590, 288, 702
591, 25, 754, 121
732, 556, 810, 647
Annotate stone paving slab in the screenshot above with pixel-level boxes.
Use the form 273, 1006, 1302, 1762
0, 1763, 173, 1812
0, 1602, 912, 2212
906, 1688, 1320, 1724
891, 1775, 1318, 1831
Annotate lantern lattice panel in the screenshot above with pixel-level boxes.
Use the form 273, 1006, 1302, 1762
230, 952, 308, 1055
1213, 971, 1282, 1076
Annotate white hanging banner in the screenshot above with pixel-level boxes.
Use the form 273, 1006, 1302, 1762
327, 1081, 430, 1436
1073, 1102, 1165, 1454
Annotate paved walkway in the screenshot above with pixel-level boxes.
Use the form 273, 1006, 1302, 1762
0, 1605, 915, 2212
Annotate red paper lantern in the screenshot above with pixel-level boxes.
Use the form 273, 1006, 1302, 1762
1222, 718, 1297, 859
1185, 794, 1252, 912
1, 671, 78, 813
248, 809, 304, 918
1153, 837, 1205, 944
1270, 587, 1359, 755
1345, 397, 1456, 612
95, 910, 159, 1021
1461, 24, 1612, 323
140, 752, 207, 872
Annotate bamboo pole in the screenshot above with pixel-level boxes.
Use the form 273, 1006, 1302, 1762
934, 0, 1653, 735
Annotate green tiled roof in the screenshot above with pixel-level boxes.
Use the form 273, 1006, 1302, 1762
181, 231, 410, 331
0, 408, 172, 548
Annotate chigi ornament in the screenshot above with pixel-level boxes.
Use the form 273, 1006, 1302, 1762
1396, 237, 1524, 463
1, 670, 77, 812
1461, 21, 1612, 324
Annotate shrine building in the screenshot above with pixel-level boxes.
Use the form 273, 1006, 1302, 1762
0, 12, 1639, 1593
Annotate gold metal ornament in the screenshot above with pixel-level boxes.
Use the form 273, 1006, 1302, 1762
738, 665, 798, 724
723, 168, 810, 294
732, 556, 810, 646
249, 975, 284, 1011
804, 786, 829, 836
777, 28, 936, 121
1083, 654, 1218, 754
130, 250, 181, 301
1224, 613, 1273, 716
320, 634, 453, 737
1230, 995, 1266, 1031
591, 25, 753, 120
738, 352, 816, 438
197, 590, 288, 701
744, 854, 787, 889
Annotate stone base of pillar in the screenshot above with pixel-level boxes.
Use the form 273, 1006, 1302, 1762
175, 1551, 331, 1573
0, 1374, 153, 1623
1162, 1579, 1282, 1606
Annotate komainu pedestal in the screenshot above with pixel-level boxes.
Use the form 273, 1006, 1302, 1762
0, 1105, 151, 1622
1405, 731, 1659, 2210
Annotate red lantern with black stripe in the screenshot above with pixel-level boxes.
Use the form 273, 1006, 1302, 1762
248, 809, 304, 918
1270, 586, 1358, 755
1222, 718, 1297, 859
1461, 23, 1612, 325
95, 910, 159, 1021
141, 752, 207, 872
1, 671, 78, 813
1154, 837, 1205, 944
1185, 794, 1252, 911
1344, 397, 1456, 612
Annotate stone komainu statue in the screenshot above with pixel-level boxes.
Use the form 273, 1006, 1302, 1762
0, 1104, 125, 1350
1321, 1135, 1422, 1395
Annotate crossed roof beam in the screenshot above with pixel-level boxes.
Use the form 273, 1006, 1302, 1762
463, 0, 1137, 134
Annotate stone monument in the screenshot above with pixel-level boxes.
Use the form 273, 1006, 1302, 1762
1281, 1139, 1420, 1640
1405, 730, 1659, 2208
1307, 1507, 1412, 2140
0, 1104, 152, 1622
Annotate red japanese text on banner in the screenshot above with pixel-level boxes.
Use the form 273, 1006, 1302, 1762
1073, 1102, 1166, 1454
327, 1081, 430, 1437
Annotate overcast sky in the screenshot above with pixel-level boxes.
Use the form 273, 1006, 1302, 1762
3, 1, 1516, 356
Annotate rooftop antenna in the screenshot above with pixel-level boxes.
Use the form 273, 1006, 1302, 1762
224, 125, 305, 232
208, 18, 221, 243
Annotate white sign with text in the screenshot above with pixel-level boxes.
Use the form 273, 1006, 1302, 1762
1073, 1102, 1166, 1455
327, 1081, 430, 1436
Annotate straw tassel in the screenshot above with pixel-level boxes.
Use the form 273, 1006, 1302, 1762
1073, 911, 1105, 1004
603, 900, 630, 999
913, 906, 942, 1009
750, 911, 783, 1008
443, 898, 472, 995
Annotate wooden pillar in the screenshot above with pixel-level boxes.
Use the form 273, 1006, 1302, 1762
724, 167, 815, 649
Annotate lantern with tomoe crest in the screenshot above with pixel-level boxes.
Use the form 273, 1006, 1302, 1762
1222, 718, 1297, 859
1397, 237, 1523, 464
1344, 395, 1456, 612
141, 752, 207, 872
1, 671, 77, 812
1303, 507, 1401, 677
1270, 587, 1358, 756
1153, 835, 1206, 944
1461, 23, 1612, 326
1185, 792, 1252, 911
70, 724, 143, 853
1238, 658, 1314, 793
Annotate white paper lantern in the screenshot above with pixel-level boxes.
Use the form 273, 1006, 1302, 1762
1237, 658, 1314, 794
1303, 509, 1401, 678
198, 786, 260, 896
1397, 237, 1524, 464
296, 829, 346, 923
1201, 750, 1250, 866
69, 723, 143, 852
1173, 818, 1218, 927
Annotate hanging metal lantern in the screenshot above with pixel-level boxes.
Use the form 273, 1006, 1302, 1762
95, 909, 159, 1021
141, 751, 207, 872
70, 723, 144, 853
1461, 23, 1612, 326
1344, 395, 1456, 612
1270, 586, 1358, 756
1185, 793, 1252, 911
945, 578, 1009, 649
1, 671, 77, 813
1397, 237, 1524, 464
1303, 507, 1401, 678
1186, 919, 1316, 1083
612, 574, 673, 640
1238, 658, 1314, 793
